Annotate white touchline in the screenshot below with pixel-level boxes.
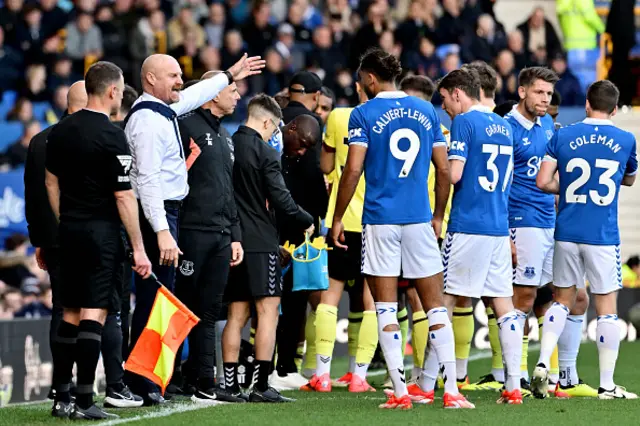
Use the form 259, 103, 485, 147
98, 401, 226, 425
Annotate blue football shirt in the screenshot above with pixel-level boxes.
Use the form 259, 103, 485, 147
505, 107, 557, 228
545, 118, 638, 245
347, 91, 445, 225
447, 105, 514, 236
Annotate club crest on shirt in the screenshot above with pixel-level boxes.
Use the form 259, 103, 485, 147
546, 130, 554, 140
227, 137, 235, 162
524, 266, 536, 279
205, 133, 213, 145
179, 260, 194, 276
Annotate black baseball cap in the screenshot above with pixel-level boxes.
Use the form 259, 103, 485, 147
288, 71, 322, 94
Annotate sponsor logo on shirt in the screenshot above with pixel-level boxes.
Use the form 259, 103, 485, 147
451, 141, 465, 152
348, 128, 363, 139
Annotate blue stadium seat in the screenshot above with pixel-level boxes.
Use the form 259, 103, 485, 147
0, 122, 23, 152
567, 49, 600, 94
0, 91, 18, 121
32, 102, 51, 121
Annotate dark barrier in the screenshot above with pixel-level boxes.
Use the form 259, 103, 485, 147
1, 287, 638, 404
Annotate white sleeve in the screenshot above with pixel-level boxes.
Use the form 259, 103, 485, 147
126, 112, 169, 232
171, 73, 230, 116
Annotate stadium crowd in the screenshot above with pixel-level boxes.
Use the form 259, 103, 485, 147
0, 0, 639, 419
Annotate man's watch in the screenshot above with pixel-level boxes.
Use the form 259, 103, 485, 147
224, 70, 234, 85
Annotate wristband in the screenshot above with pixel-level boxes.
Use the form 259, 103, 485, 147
224, 70, 234, 85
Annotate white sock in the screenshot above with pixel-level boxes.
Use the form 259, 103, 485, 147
558, 314, 583, 386
215, 320, 226, 384
348, 356, 356, 373
376, 302, 407, 397
411, 366, 421, 382
521, 368, 529, 382
596, 315, 620, 391
354, 362, 369, 380
492, 368, 505, 383
419, 342, 439, 392
456, 359, 467, 381
497, 311, 523, 392
427, 308, 458, 395
538, 302, 569, 368
515, 309, 527, 332
315, 353, 332, 376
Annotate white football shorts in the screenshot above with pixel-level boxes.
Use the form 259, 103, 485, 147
442, 232, 512, 298
361, 223, 443, 279
511, 227, 554, 287
553, 241, 622, 295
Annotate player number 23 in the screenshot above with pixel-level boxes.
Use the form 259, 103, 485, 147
565, 158, 619, 206
390, 128, 420, 178
479, 144, 513, 192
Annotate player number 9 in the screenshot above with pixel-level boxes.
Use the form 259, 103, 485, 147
390, 128, 420, 178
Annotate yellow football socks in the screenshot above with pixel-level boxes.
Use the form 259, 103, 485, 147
348, 311, 363, 372
453, 306, 474, 379
411, 311, 429, 368
521, 335, 529, 380
355, 311, 378, 370
487, 307, 504, 378
315, 304, 338, 376
397, 307, 409, 357
302, 309, 317, 374
249, 326, 256, 346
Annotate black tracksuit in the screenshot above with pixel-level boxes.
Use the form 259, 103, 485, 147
175, 108, 240, 390
227, 125, 313, 302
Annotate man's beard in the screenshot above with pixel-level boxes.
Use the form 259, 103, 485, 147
363, 85, 376, 100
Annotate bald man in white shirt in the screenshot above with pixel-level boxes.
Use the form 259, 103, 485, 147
124, 53, 264, 405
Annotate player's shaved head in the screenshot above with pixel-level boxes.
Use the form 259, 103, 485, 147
282, 114, 321, 157
67, 80, 87, 114
141, 54, 183, 104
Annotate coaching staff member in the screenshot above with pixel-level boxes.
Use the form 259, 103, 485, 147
222, 95, 314, 403
123, 53, 265, 404
45, 61, 152, 420
25, 80, 87, 400
173, 71, 244, 402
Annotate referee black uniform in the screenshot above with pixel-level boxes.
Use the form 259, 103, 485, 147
174, 105, 242, 399
46, 108, 133, 418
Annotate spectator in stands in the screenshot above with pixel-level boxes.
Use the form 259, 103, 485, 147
0, 0, 24, 48
258, 48, 290, 96
349, 1, 390, 70
15, 281, 53, 318
221, 29, 244, 70
462, 14, 507, 65
395, 0, 437, 56
285, 1, 312, 46
307, 24, 346, 90
406, 35, 440, 80
45, 85, 69, 124
6, 119, 40, 167
0, 234, 36, 289
437, 0, 467, 45
550, 51, 584, 106
64, 11, 103, 63
379, 29, 401, 59
315, 86, 335, 126
0, 26, 24, 93
495, 49, 518, 102
95, 5, 128, 74
203, 2, 227, 49
607, 0, 636, 106
20, 277, 40, 306
167, 4, 206, 51
242, 0, 276, 57
557, 0, 604, 54
21, 64, 48, 102
275, 23, 305, 72
622, 255, 640, 288
170, 28, 204, 79
327, 12, 351, 63
516, 6, 562, 59
441, 51, 461, 76
0, 288, 23, 318
507, 29, 531, 71
6, 96, 33, 122
39, 0, 68, 40
14, 4, 44, 63
46, 55, 77, 96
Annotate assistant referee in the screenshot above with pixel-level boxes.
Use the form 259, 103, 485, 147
45, 61, 152, 420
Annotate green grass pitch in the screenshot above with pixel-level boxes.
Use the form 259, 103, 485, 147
3, 342, 640, 425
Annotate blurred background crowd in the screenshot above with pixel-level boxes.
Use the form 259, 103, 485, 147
0, 0, 639, 318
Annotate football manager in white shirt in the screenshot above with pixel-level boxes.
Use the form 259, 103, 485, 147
123, 53, 265, 405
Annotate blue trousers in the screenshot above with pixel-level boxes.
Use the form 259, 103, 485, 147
125, 203, 180, 394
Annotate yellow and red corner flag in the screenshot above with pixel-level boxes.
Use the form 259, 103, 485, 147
125, 284, 199, 393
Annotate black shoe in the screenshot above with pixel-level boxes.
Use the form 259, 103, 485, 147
191, 387, 247, 403
164, 383, 184, 399
70, 404, 117, 420
249, 387, 295, 403
142, 392, 167, 407
521, 378, 531, 390
51, 400, 73, 418
104, 385, 144, 408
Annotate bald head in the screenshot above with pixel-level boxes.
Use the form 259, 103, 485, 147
67, 81, 87, 114
282, 114, 321, 157
141, 54, 183, 104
